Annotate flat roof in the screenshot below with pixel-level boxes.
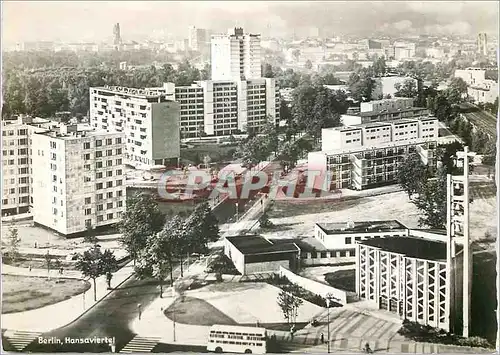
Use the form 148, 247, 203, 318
317, 220, 407, 235
271, 237, 327, 252
359, 236, 452, 261
225, 235, 299, 255
360, 106, 428, 117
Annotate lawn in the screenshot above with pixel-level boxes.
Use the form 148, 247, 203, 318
3, 257, 77, 271
164, 296, 237, 326
181, 144, 237, 166
324, 269, 356, 292
2, 275, 90, 314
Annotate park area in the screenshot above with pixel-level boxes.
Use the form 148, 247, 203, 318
176, 282, 324, 330
2, 275, 90, 314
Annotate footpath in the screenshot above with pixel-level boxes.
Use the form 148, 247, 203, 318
2, 261, 134, 332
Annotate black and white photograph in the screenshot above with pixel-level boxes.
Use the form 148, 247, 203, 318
1, 1, 499, 353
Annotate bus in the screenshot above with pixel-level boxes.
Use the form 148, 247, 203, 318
207, 325, 267, 354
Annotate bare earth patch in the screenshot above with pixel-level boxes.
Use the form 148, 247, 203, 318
2, 275, 90, 314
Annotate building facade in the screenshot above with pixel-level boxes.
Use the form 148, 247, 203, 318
89, 86, 180, 168
454, 68, 498, 104
477, 33, 488, 56
2, 116, 59, 216
31, 124, 126, 235
154, 79, 279, 137
211, 27, 261, 81
188, 26, 209, 52
309, 139, 437, 190
356, 237, 451, 331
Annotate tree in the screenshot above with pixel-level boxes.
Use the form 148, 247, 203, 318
6, 227, 21, 262
136, 216, 183, 296
84, 223, 98, 245
304, 60, 313, 70
447, 77, 468, 103
394, 79, 418, 98
262, 63, 274, 78
117, 193, 165, 265
372, 56, 386, 77
348, 70, 375, 102
411, 168, 447, 229
44, 251, 53, 279
397, 153, 429, 199
277, 287, 303, 326
101, 249, 118, 289
428, 92, 457, 123
75, 245, 107, 301
259, 211, 274, 229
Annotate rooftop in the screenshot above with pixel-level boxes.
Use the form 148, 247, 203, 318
359, 106, 429, 117
225, 235, 299, 255
311, 137, 435, 156
316, 220, 407, 235
359, 236, 455, 261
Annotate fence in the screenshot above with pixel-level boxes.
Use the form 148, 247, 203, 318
279, 266, 348, 305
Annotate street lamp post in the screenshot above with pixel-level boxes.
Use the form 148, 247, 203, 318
326, 298, 331, 353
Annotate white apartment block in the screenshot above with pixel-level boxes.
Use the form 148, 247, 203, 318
1, 116, 59, 216
211, 27, 262, 81
89, 86, 180, 168
454, 68, 498, 104
321, 117, 438, 151
155, 78, 279, 137
31, 124, 126, 235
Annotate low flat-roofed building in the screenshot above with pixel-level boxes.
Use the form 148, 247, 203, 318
355, 236, 460, 332
224, 235, 300, 275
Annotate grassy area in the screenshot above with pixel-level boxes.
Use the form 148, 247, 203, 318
2, 275, 90, 314
164, 296, 237, 326
324, 269, 356, 292
3, 257, 77, 270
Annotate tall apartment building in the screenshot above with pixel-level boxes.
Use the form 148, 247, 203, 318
188, 26, 209, 53
211, 27, 261, 81
89, 86, 180, 168
151, 79, 279, 137
31, 124, 126, 235
477, 33, 488, 56
1, 116, 59, 216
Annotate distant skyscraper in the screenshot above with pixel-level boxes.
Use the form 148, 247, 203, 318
477, 32, 488, 56
188, 26, 208, 52
211, 27, 261, 81
113, 23, 122, 46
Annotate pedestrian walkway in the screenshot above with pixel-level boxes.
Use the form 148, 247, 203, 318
120, 335, 160, 353
2, 330, 41, 351
2, 263, 81, 278
2, 261, 134, 332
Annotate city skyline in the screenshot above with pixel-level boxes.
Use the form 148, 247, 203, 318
2, 1, 498, 45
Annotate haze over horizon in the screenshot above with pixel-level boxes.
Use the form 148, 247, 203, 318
2, 1, 498, 44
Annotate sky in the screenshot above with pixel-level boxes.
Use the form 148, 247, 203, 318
2, 1, 498, 44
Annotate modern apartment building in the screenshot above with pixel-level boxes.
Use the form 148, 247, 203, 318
308, 139, 437, 191
188, 26, 209, 53
211, 27, 262, 81
322, 117, 438, 151
477, 33, 488, 56
89, 86, 180, 168
1, 116, 59, 216
341, 98, 430, 126
454, 67, 498, 104
31, 124, 126, 235
153, 79, 279, 137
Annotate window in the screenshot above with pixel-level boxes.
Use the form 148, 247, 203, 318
84, 153, 91, 160
106, 138, 112, 145
116, 169, 122, 175
97, 204, 104, 211
116, 180, 123, 186
107, 213, 114, 220
83, 142, 91, 149
116, 159, 122, 165
85, 197, 91, 204
106, 171, 113, 177
19, 177, 28, 184
107, 202, 113, 209
96, 172, 103, 179
106, 160, 113, 167
320, 252, 327, 258
84, 208, 92, 216
117, 200, 123, 208
106, 181, 113, 188
115, 137, 122, 144
96, 151, 103, 158
345, 237, 351, 244
96, 140, 102, 147
97, 215, 104, 222
116, 148, 122, 155
84, 176, 91, 183
106, 192, 113, 198
97, 193, 103, 200
117, 191, 123, 197
96, 162, 103, 169
96, 183, 103, 190
311, 251, 317, 259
